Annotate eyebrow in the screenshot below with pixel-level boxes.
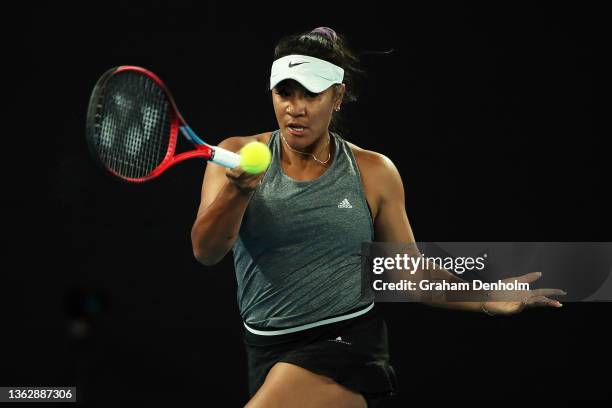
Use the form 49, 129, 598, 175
275, 80, 315, 93
275, 86, 320, 98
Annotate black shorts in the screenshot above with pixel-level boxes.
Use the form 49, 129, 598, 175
242, 305, 398, 407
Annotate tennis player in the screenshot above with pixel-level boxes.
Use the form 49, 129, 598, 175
191, 27, 564, 408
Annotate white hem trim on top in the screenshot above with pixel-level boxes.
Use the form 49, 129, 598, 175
243, 302, 375, 336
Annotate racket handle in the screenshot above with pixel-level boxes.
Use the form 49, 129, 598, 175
210, 146, 241, 169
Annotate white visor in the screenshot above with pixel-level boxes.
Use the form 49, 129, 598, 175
270, 55, 344, 93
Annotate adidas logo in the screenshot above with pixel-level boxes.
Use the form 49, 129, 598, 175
327, 336, 352, 345
337, 198, 352, 208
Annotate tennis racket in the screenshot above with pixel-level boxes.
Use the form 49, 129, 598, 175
86, 66, 241, 182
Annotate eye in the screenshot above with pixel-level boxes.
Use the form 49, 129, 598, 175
274, 88, 290, 97
306, 92, 318, 98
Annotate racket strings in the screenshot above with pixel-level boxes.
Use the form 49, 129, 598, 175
92, 71, 172, 179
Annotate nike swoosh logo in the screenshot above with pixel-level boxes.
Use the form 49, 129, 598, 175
289, 61, 309, 68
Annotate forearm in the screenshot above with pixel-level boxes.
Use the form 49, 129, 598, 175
191, 180, 253, 265
426, 297, 485, 313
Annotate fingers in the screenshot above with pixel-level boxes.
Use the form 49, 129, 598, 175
226, 166, 264, 193
523, 295, 563, 308
514, 271, 543, 284
530, 288, 567, 298
226, 165, 246, 179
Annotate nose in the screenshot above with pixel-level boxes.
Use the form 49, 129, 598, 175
286, 96, 306, 116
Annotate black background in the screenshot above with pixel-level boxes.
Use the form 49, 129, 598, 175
5, 2, 608, 407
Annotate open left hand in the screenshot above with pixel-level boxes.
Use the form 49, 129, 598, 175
482, 272, 567, 315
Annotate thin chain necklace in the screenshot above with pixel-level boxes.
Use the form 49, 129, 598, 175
280, 131, 332, 165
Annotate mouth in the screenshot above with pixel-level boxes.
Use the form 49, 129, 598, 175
287, 123, 307, 136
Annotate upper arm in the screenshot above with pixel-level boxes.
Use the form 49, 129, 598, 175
195, 136, 243, 219
371, 155, 416, 243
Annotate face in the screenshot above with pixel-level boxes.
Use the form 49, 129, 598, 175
272, 79, 345, 149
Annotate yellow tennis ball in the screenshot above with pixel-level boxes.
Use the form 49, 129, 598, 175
240, 141, 272, 174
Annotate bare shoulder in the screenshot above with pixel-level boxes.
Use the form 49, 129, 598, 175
345, 139, 405, 215
345, 140, 400, 179
217, 132, 274, 152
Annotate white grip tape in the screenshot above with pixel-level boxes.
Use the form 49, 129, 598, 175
210, 146, 241, 169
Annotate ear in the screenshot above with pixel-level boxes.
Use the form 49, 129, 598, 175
335, 83, 346, 103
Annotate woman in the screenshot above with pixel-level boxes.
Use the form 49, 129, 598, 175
191, 27, 564, 408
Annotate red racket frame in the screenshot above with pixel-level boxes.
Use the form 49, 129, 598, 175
95, 66, 214, 183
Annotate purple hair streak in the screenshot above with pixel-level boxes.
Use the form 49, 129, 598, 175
310, 27, 338, 43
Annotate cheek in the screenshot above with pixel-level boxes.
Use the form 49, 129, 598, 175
272, 102, 284, 117
312, 103, 334, 122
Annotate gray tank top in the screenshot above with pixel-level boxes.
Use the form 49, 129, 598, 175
232, 130, 375, 330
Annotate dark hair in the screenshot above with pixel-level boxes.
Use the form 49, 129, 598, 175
272, 27, 365, 134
